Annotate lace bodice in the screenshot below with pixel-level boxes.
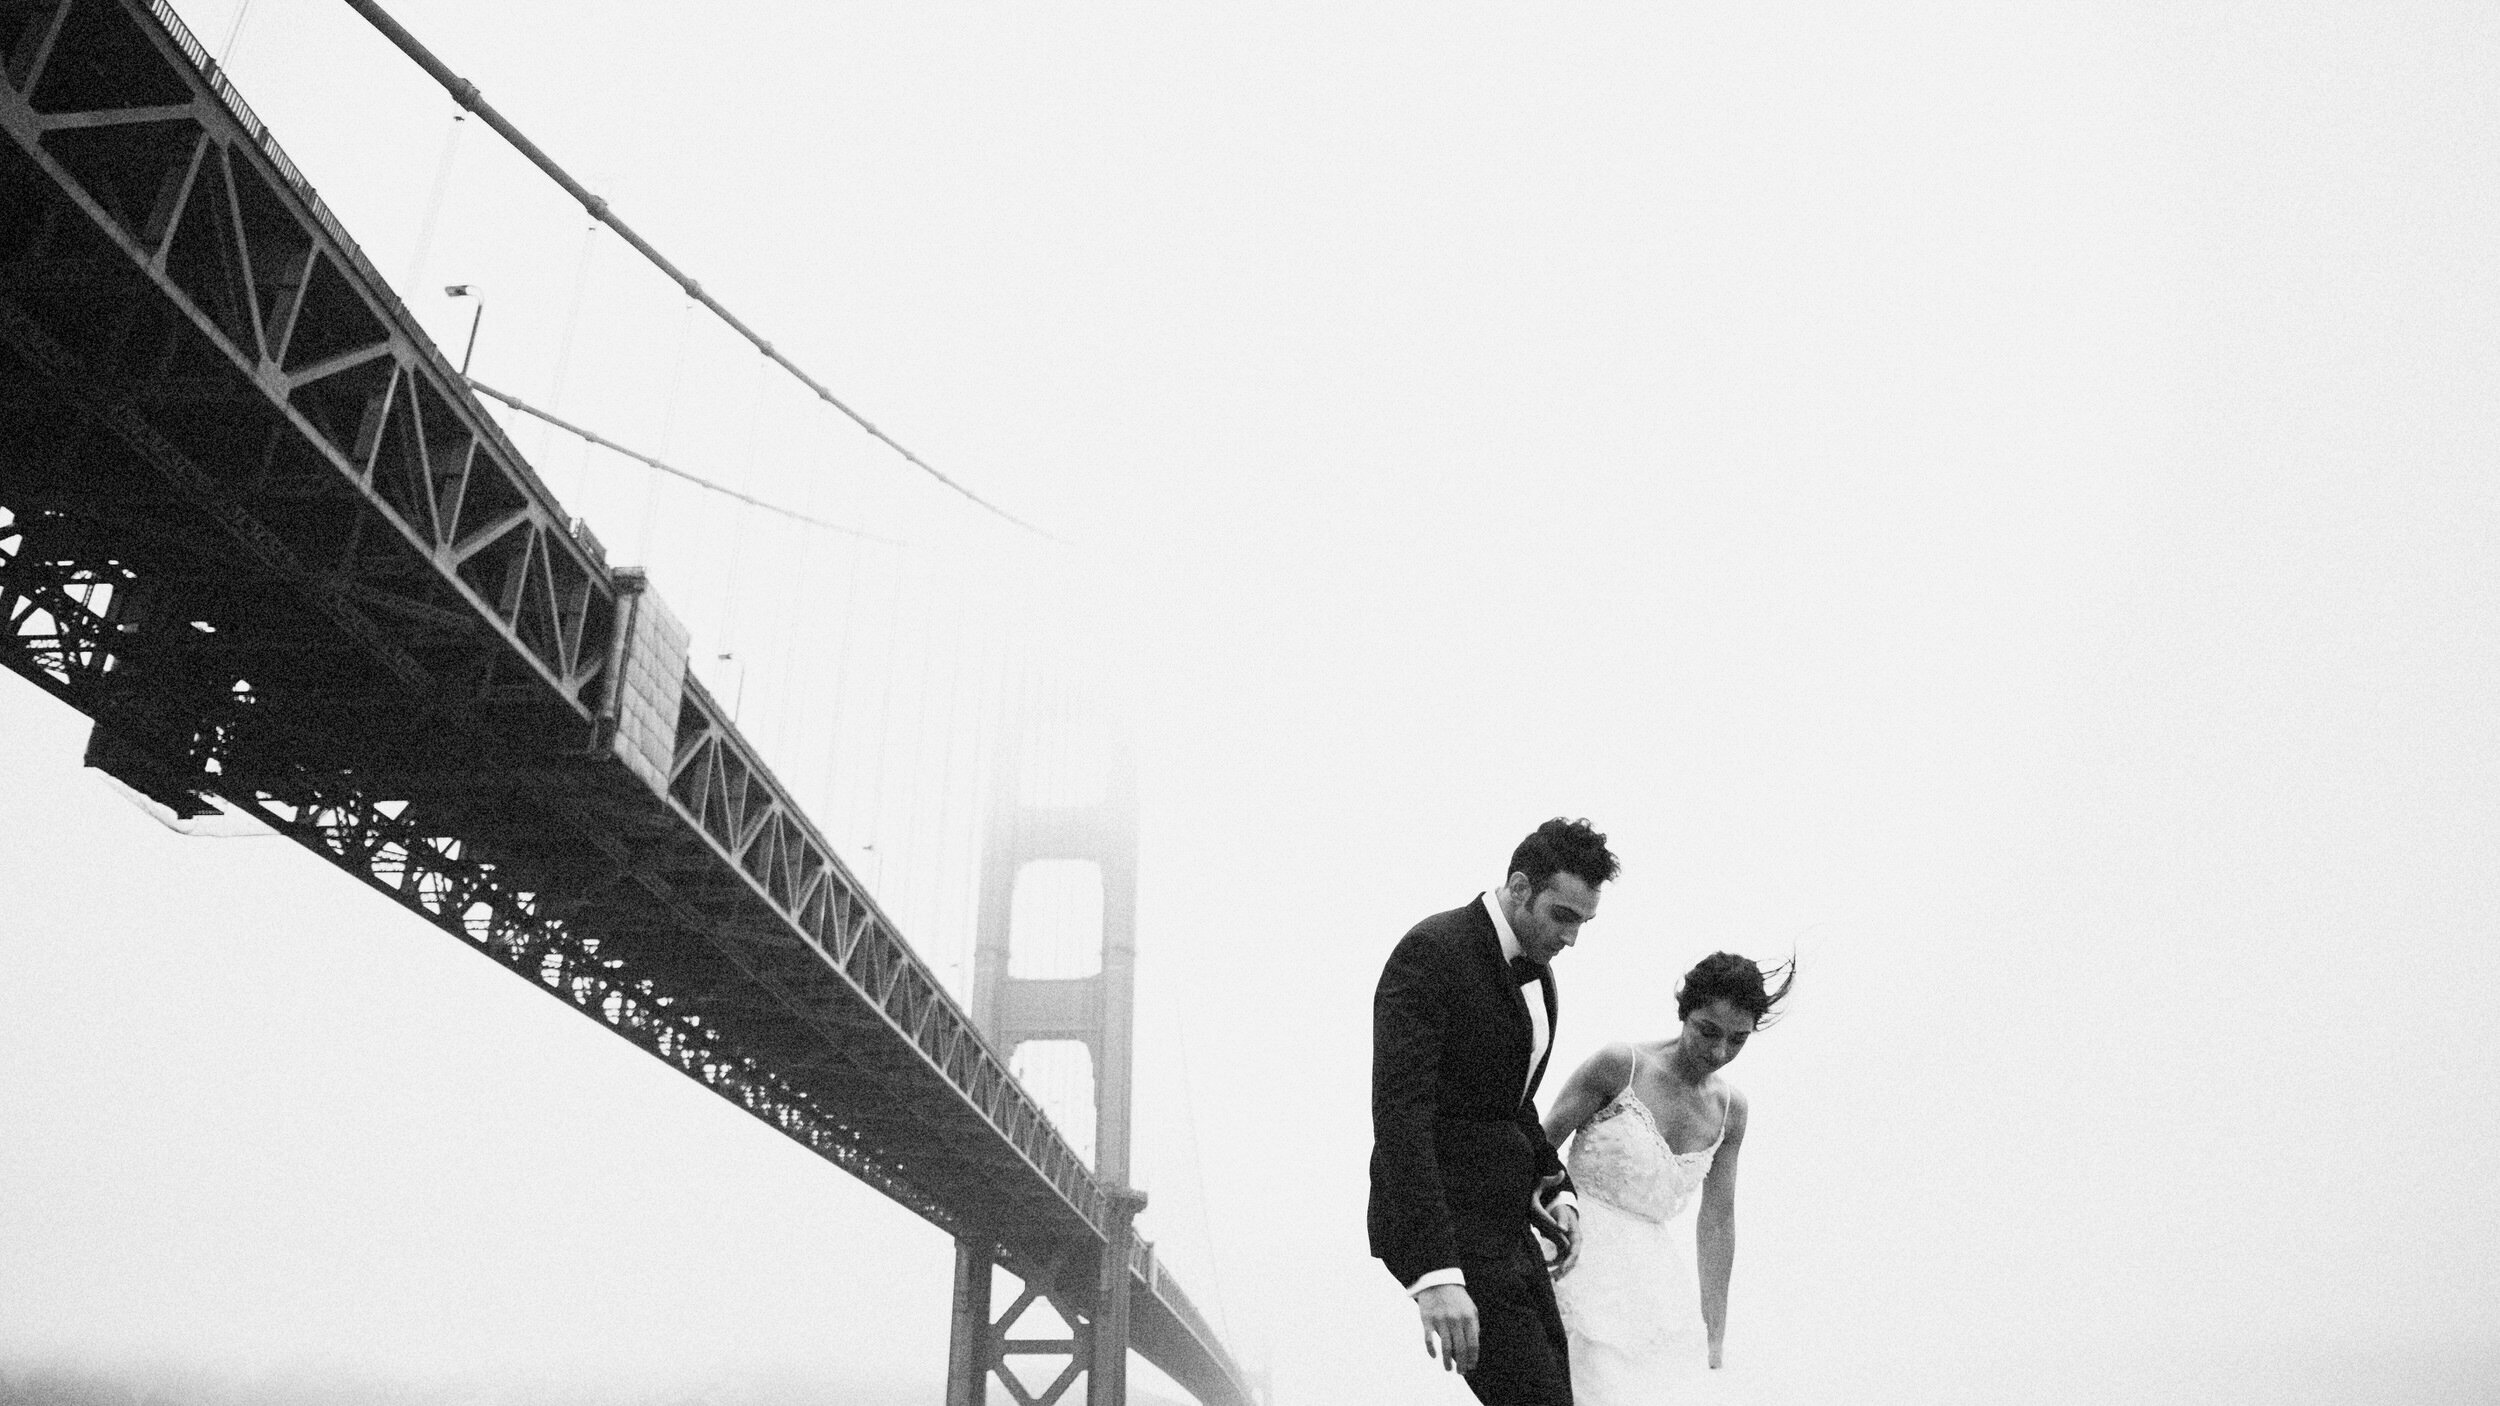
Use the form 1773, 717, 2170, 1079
1566, 1086, 1722, 1223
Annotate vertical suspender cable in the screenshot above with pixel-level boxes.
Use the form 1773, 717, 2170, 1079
898, 570, 946, 932
761, 511, 798, 767
928, 580, 976, 983
768, 449, 822, 800
540, 218, 600, 487
1170, 1004, 1233, 1342
216, 0, 253, 68
705, 356, 770, 711
403, 111, 464, 293
863, 560, 906, 890
635, 297, 698, 565
814, 543, 865, 827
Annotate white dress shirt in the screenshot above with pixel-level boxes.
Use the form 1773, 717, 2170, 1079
1484, 890, 1551, 1095
1406, 891, 1575, 1299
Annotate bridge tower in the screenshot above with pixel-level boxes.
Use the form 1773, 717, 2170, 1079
948, 718, 1148, 1406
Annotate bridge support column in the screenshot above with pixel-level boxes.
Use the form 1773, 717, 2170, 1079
943, 1242, 1096, 1406
949, 717, 1151, 1403
946, 1242, 996, 1406
1088, 1187, 1149, 1406
965, 721, 1140, 1189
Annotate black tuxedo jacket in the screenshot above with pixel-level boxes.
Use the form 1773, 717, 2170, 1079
1368, 896, 1568, 1289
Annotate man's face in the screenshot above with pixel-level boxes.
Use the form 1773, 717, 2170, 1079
1504, 871, 1600, 965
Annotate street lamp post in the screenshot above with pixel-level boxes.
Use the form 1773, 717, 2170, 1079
443, 284, 483, 376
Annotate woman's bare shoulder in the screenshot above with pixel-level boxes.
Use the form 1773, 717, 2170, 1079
1578, 1041, 1642, 1085
1716, 1081, 1750, 1133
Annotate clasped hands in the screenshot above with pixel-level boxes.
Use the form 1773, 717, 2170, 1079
1415, 1178, 1583, 1375
1529, 1172, 1581, 1279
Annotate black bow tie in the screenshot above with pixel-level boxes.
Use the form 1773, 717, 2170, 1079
1510, 956, 1544, 987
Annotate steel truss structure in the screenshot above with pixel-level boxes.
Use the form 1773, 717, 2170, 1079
0, 2, 1245, 1400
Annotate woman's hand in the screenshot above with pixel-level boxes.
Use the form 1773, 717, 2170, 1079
1528, 1193, 1580, 1279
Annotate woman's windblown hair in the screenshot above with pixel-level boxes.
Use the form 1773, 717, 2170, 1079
1675, 951, 1797, 1027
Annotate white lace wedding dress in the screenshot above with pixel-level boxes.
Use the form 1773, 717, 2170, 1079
1553, 1082, 1723, 1401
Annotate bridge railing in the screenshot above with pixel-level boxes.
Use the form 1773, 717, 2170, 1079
145, 1, 407, 387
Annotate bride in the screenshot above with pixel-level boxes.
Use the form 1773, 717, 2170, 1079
1539, 952, 1792, 1399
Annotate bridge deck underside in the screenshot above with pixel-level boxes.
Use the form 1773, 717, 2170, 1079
0, 3, 1244, 1399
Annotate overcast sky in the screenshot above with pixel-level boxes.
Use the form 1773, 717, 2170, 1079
3, 2, 2497, 1403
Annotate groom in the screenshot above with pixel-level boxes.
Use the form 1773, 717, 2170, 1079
1369, 817, 1618, 1404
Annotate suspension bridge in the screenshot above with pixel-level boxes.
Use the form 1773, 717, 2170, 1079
0, 1, 1255, 1401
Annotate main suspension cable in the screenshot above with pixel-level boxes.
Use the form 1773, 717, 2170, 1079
340, 0, 1064, 545
465, 377, 903, 546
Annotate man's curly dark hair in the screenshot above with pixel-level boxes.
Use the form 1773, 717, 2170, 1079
1506, 816, 1620, 894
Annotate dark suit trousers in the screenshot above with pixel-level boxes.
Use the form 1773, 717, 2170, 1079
1461, 1231, 1570, 1406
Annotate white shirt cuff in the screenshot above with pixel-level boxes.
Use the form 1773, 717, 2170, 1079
1406, 1267, 1466, 1297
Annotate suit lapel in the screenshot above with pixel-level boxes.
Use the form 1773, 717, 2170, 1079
1481, 904, 1531, 1041
1525, 965, 1557, 1098
1466, 901, 1534, 1081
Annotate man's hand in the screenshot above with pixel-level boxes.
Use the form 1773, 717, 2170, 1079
1529, 1196, 1581, 1278
1531, 1172, 1581, 1277
1414, 1284, 1479, 1374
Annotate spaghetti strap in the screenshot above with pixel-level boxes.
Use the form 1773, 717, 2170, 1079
1616, 1043, 1643, 1100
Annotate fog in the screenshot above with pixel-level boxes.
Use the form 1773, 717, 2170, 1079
3, 1, 2496, 1402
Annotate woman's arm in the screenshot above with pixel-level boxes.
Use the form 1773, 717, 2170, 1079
1533, 1043, 1635, 1279
1539, 1042, 1637, 1148
1696, 1088, 1747, 1368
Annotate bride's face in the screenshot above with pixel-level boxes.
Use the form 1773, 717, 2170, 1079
1680, 999, 1758, 1074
